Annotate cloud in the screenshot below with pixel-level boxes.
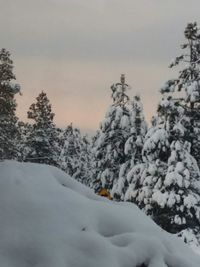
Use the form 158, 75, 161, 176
1, 0, 200, 132
2, 0, 199, 62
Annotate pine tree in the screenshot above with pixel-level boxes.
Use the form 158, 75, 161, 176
25, 91, 59, 166
167, 22, 200, 167
0, 48, 21, 160
58, 124, 93, 185
124, 85, 181, 216
92, 74, 131, 194
125, 84, 200, 235
126, 95, 147, 166
124, 23, 200, 243
152, 140, 200, 235
124, 113, 169, 215
112, 95, 147, 200
124, 159, 167, 215
127, 71, 187, 216
81, 135, 94, 187
17, 121, 32, 161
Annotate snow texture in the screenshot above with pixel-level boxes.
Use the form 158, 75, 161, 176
0, 160, 199, 267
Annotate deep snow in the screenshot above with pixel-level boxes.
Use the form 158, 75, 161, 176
0, 161, 200, 267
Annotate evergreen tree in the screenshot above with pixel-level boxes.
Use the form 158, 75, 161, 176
0, 48, 21, 160
123, 94, 176, 208
125, 95, 147, 166
92, 74, 131, 194
25, 91, 59, 166
17, 121, 32, 161
124, 160, 167, 215
125, 95, 200, 238
124, 113, 169, 215
167, 22, 200, 167
81, 135, 94, 187
58, 124, 93, 185
152, 140, 200, 235
124, 23, 200, 243
112, 95, 147, 200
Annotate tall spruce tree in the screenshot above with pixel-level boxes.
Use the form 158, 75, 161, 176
126, 82, 200, 238
149, 22, 200, 240
125, 23, 200, 244
167, 22, 200, 167
25, 91, 59, 166
92, 74, 131, 194
0, 48, 21, 160
112, 95, 147, 200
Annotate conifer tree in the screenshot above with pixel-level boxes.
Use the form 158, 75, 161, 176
126, 95, 147, 165
166, 22, 200, 167
92, 74, 131, 194
124, 23, 200, 243
0, 48, 21, 160
152, 140, 200, 235
146, 23, 200, 238
125, 94, 200, 239
25, 91, 59, 166
124, 113, 169, 215
112, 95, 147, 200
58, 124, 93, 185
17, 121, 32, 161
81, 135, 94, 187
124, 93, 177, 209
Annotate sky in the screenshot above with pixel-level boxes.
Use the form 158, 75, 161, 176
1, 0, 200, 135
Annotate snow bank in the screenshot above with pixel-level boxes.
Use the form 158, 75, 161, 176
0, 161, 199, 267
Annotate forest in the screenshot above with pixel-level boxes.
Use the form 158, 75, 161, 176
1, 22, 200, 247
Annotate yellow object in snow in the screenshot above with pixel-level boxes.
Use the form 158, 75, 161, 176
98, 188, 112, 200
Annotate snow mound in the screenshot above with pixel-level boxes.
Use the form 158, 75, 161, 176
0, 161, 200, 267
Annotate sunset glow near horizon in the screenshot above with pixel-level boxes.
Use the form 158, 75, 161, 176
2, 0, 200, 135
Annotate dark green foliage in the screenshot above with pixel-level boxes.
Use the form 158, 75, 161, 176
25, 91, 59, 166
0, 48, 20, 160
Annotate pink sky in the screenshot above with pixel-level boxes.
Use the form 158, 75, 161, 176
2, 0, 200, 134
15, 57, 171, 134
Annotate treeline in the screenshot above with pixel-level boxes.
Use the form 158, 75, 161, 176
1, 22, 200, 245
0, 48, 93, 185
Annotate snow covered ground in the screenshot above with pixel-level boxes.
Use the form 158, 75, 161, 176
0, 161, 200, 267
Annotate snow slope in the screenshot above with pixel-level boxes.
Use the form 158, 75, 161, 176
0, 161, 200, 267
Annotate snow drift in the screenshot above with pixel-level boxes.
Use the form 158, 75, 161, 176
0, 161, 200, 267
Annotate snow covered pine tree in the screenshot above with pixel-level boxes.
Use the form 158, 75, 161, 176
112, 95, 147, 200
58, 123, 93, 185
92, 74, 131, 195
0, 48, 21, 160
125, 23, 200, 245
17, 122, 33, 162
25, 91, 59, 166
168, 22, 200, 169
